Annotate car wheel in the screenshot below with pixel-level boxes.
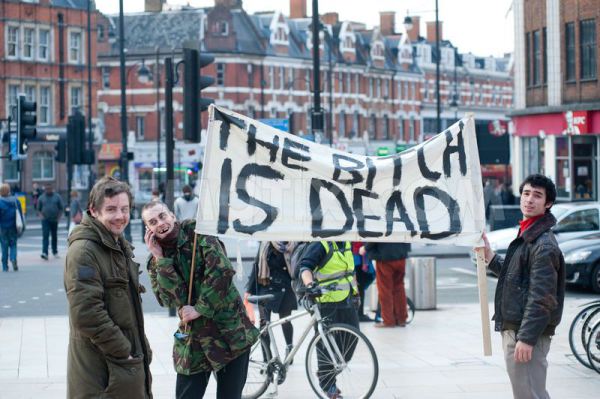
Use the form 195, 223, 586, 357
591, 263, 600, 294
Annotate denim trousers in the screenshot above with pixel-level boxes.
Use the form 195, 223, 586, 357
42, 219, 58, 255
0, 228, 17, 270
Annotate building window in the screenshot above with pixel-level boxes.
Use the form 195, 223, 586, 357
23, 28, 35, 59
542, 28, 547, 84
219, 21, 229, 35
216, 63, 225, 86
352, 111, 359, 138
346, 73, 351, 93
7, 26, 19, 57
70, 86, 82, 114
376, 79, 381, 97
136, 116, 145, 140
565, 22, 576, 81
38, 29, 50, 61
3, 160, 19, 181
580, 19, 597, 80
339, 111, 346, 138
525, 32, 530, 85
355, 74, 359, 94
69, 31, 82, 63
248, 106, 255, 119
39, 86, 51, 125
247, 64, 254, 87
398, 116, 405, 141
369, 114, 376, 139
97, 24, 105, 41
409, 116, 415, 142
384, 115, 390, 139
25, 85, 36, 103
7, 85, 19, 120
279, 66, 285, 89
368, 78, 373, 97
32, 151, 55, 180
532, 30, 541, 85
102, 67, 110, 88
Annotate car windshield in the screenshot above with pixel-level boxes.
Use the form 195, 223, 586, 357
551, 205, 569, 220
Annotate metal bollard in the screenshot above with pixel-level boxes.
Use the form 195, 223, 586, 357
409, 257, 436, 310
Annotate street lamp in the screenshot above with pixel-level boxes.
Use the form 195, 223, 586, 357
311, 0, 324, 142
404, 0, 441, 134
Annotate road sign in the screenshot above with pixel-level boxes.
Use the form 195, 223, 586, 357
259, 118, 289, 132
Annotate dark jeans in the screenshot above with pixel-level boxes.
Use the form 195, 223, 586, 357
316, 300, 360, 392
42, 219, 58, 256
0, 228, 17, 270
175, 350, 250, 399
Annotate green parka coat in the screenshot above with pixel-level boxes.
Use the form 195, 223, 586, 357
64, 213, 152, 398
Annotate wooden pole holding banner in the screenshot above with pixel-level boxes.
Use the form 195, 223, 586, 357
475, 247, 492, 356
183, 234, 199, 333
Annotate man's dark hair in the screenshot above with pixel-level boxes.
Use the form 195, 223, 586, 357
519, 174, 557, 212
87, 176, 133, 212
182, 185, 192, 193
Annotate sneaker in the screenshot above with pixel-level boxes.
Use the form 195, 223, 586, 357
374, 322, 396, 328
53, 253, 60, 259
359, 315, 374, 322
11, 260, 17, 271
41, 253, 48, 260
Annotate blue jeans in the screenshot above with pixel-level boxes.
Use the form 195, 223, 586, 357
0, 228, 17, 270
42, 219, 58, 256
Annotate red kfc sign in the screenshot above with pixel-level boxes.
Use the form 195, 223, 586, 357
563, 111, 589, 135
488, 120, 508, 137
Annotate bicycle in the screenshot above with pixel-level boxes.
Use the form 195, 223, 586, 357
242, 286, 379, 399
568, 299, 600, 371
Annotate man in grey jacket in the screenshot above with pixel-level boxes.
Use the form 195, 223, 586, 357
478, 174, 565, 399
37, 184, 64, 259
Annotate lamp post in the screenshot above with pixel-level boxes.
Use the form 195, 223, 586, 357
311, 0, 324, 142
450, 47, 459, 122
404, 0, 441, 133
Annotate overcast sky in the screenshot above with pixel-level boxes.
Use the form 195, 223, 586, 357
97, 0, 514, 57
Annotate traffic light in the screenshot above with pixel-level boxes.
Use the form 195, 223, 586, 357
67, 112, 85, 164
17, 95, 37, 155
55, 138, 66, 163
183, 46, 215, 142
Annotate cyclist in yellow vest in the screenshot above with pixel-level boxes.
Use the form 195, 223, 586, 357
298, 241, 359, 399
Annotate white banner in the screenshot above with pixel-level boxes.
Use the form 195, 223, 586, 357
196, 106, 485, 246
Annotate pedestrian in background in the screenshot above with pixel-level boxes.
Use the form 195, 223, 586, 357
174, 185, 199, 221
361, 242, 411, 328
142, 201, 258, 399
31, 182, 42, 210
68, 190, 83, 236
64, 176, 153, 398
245, 241, 298, 360
478, 174, 565, 399
0, 184, 23, 272
36, 183, 64, 260
351, 242, 376, 322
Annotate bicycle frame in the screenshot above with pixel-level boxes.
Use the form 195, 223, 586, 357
260, 302, 347, 371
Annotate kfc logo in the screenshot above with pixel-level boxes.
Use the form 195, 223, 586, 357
488, 120, 508, 137
563, 111, 589, 135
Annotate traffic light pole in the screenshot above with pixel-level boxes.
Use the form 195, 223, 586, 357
164, 57, 175, 212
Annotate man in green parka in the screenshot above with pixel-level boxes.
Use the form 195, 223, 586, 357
142, 201, 258, 399
64, 176, 153, 398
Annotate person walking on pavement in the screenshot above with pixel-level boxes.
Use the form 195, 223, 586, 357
0, 184, 23, 272
245, 241, 298, 360
351, 242, 376, 322
68, 190, 83, 236
298, 241, 359, 399
64, 176, 153, 398
361, 242, 411, 328
477, 174, 565, 399
174, 185, 199, 221
37, 183, 64, 259
142, 201, 258, 399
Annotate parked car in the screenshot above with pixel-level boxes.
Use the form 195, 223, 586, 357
472, 202, 600, 266
560, 232, 600, 293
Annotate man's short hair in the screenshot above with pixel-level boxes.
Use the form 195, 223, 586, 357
0, 183, 10, 197
140, 200, 170, 221
182, 185, 192, 193
87, 176, 133, 212
519, 174, 557, 212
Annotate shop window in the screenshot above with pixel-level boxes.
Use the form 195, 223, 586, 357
522, 137, 544, 178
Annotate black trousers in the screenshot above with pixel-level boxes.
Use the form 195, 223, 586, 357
42, 219, 58, 255
316, 301, 360, 393
175, 350, 250, 399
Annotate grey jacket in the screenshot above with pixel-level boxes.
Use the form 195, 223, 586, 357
489, 213, 565, 346
37, 192, 64, 221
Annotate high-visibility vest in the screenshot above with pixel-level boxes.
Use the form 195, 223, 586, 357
314, 241, 357, 303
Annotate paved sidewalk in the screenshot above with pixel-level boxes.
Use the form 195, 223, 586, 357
1, 297, 599, 398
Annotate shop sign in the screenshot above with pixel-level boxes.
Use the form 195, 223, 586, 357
98, 143, 122, 160
488, 120, 508, 137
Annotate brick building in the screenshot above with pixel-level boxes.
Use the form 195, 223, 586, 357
510, 0, 600, 201
0, 0, 105, 205
97, 0, 513, 195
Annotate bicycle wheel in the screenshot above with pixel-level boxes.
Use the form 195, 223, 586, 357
586, 319, 600, 374
242, 337, 272, 399
568, 302, 600, 369
406, 297, 415, 325
305, 323, 378, 399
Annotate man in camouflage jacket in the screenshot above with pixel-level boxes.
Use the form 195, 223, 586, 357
142, 201, 258, 399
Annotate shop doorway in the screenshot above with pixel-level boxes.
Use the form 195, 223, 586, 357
572, 136, 596, 201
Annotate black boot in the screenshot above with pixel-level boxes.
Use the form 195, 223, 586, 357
285, 344, 294, 365
12, 260, 18, 271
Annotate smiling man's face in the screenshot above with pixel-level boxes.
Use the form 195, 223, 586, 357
520, 183, 551, 220
142, 203, 177, 239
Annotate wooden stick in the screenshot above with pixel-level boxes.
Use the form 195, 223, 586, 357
475, 247, 492, 356
187, 233, 199, 305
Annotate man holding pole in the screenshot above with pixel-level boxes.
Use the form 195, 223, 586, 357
142, 201, 258, 399
478, 174, 565, 399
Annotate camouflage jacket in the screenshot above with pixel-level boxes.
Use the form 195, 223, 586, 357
147, 220, 258, 374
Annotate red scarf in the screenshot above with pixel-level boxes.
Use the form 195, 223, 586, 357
518, 214, 544, 236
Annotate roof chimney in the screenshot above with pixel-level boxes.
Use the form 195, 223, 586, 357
406, 15, 420, 42
290, 0, 307, 18
426, 20, 443, 43
145, 0, 163, 12
322, 12, 339, 26
380, 11, 395, 35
